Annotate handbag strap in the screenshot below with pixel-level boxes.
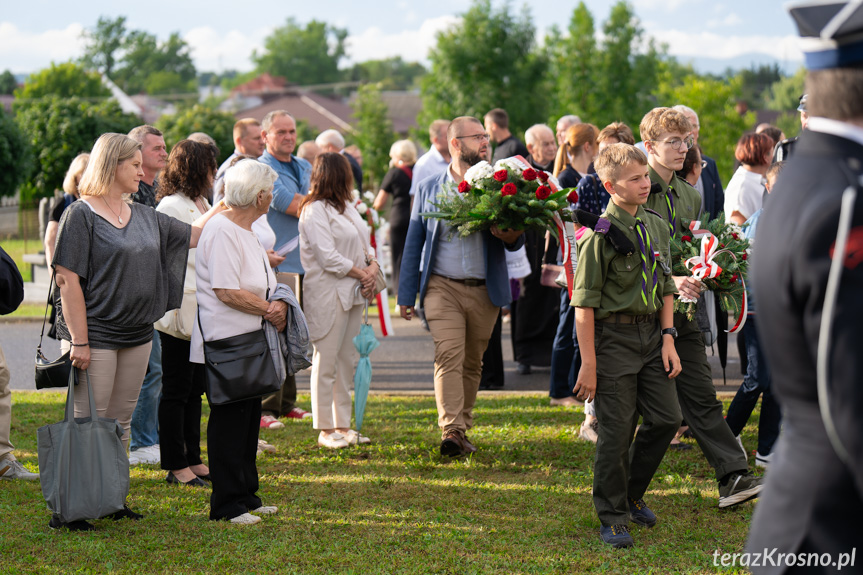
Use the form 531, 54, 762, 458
38, 269, 56, 353
65, 369, 96, 422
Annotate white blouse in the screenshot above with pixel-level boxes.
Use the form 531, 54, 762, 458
724, 167, 765, 221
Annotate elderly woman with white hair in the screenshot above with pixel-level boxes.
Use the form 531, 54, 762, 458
372, 139, 417, 296
190, 158, 285, 525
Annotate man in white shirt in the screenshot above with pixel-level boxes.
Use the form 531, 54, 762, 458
409, 119, 451, 197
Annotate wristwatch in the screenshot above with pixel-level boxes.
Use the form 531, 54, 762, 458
661, 327, 678, 339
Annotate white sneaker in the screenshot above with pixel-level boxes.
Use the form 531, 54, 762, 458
318, 431, 349, 449
343, 429, 371, 445
251, 505, 278, 515
755, 451, 772, 468
578, 420, 598, 443
128, 444, 161, 466
0, 457, 39, 480
260, 415, 285, 429
229, 513, 261, 525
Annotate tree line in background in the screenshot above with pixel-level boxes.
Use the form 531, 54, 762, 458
0, 0, 805, 204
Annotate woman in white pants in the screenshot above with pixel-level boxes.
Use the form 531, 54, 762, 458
298, 153, 379, 449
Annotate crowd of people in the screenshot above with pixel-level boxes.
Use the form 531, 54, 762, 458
1, 10, 858, 562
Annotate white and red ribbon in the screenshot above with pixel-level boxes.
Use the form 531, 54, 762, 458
683, 222, 747, 334
367, 218, 393, 337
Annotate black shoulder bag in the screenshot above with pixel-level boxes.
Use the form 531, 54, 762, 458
198, 254, 281, 405
35, 270, 73, 389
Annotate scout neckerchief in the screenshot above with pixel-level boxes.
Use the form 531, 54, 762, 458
664, 186, 676, 237
635, 216, 659, 308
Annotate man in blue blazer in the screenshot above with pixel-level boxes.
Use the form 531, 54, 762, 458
398, 116, 524, 457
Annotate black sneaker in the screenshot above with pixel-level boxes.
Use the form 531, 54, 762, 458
629, 498, 657, 527
107, 505, 143, 521
49, 514, 95, 532
718, 472, 763, 508
600, 524, 634, 548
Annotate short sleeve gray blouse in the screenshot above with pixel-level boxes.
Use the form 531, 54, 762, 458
52, 200, 191, 349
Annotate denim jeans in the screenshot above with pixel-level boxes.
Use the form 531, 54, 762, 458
548, 289, 579, 399
130, 330, 162, 451
725, 319, 782, 455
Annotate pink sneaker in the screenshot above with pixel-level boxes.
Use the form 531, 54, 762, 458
284, 407, 312, 420
260, 415, 285, 429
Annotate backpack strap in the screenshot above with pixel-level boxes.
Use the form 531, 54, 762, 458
573, 209, 636, 256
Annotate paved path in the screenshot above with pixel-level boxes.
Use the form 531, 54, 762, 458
2, 313, 743, 395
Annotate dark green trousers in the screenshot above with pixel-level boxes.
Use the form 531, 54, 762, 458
673, 313, 748, 480
593, 321, 681, 526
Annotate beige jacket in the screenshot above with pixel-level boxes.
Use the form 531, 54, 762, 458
298, 200, 369, 340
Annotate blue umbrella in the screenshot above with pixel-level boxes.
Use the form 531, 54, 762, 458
352, 299, 380, 432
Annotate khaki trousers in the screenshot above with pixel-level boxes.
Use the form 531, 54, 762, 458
0, 345, 13, 461
310, 304, 363, 430
424, 275, 499, 437
63, 341, 152, 449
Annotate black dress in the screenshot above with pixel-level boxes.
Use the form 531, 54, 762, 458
381, 166, 412, 294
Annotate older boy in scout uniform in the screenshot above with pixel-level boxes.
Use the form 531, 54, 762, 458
572, 144, 682, 549
641, 107, 762, 508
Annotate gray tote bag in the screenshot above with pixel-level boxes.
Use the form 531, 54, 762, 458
37, 369, 129, 522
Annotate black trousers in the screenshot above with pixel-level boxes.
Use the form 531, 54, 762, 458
158, 332, 205, 471
480, 310, 504, 388
208, 396, 263, 520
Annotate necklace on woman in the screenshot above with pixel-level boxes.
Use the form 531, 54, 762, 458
102, 196, 123, 224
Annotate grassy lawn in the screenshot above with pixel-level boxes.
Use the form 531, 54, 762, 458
1, 238, 38, 283
0, 392, 757, 574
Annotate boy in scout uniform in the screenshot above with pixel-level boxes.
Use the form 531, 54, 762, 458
641, 107, 763, 508
572, 143, 682, 549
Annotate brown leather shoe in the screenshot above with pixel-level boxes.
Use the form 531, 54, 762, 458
440, 430, 465, 457
461, 434, 477, 454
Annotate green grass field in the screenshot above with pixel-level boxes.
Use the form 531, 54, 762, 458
1, 238, 36, 283
1, 392, 755, 574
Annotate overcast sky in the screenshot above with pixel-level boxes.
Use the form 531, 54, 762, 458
0, 0, 803, 75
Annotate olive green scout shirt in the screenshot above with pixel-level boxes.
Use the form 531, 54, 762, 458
646, 166, 702, 240
572, 202, 676, 319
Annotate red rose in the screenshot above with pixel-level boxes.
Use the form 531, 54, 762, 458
681, 235, 692, 242
566, 190, 579, 204
536, 185, 551, 200
501, 182, 517, 196
523, 168, 538, 181
731, 273, 739, 282
742, 253, 747, 260
732, 233, 740, 240
458, 181, 471, 194
537, 171, 549, 182
720, 243, 725, 248
493, 169, 508, 182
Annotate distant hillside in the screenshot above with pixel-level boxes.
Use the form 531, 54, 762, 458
680, 53, 803, 76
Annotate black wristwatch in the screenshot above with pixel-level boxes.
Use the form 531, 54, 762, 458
661, 328, 678, 339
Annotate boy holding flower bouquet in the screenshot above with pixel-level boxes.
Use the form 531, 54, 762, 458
641, 107, 762, 508
571, 144, 682, 548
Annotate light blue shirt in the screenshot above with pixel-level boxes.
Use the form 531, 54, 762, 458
259, 150, 311, 274
429, 167, 485, 280
409, 146, 449, 197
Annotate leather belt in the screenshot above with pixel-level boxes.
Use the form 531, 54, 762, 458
436, 274, 486, 287
599, 312, 656, 324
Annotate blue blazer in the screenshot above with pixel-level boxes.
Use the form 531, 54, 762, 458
397, 171, 524, 309
701, 154, 725, 219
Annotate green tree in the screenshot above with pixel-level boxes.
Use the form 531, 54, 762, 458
80, 16, 127, 76
657, 75, 755, 184
113, 31, 196, 95
253, 19, 348, 85
346, 57, 427, 91
352, 84, 394, 191
14, 97, 138, 201
547, 2, 597, 122
0, 70, 18, 95
419, 0, 548, 136
15, 62, 110, 102
764, 67, 806, 112
0, 107, 32, 198
155, 104, 236, 164
734, 63, 783, 110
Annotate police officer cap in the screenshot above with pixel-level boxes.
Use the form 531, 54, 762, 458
789, 0, 863, 69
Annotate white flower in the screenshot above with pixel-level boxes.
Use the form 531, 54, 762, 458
356, 203, 368, 215
370, 209, 380, 225
351, 189, 360, 201
494, 158, 525, 175
363, 190, 376, 202
464, 161, 493, 185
